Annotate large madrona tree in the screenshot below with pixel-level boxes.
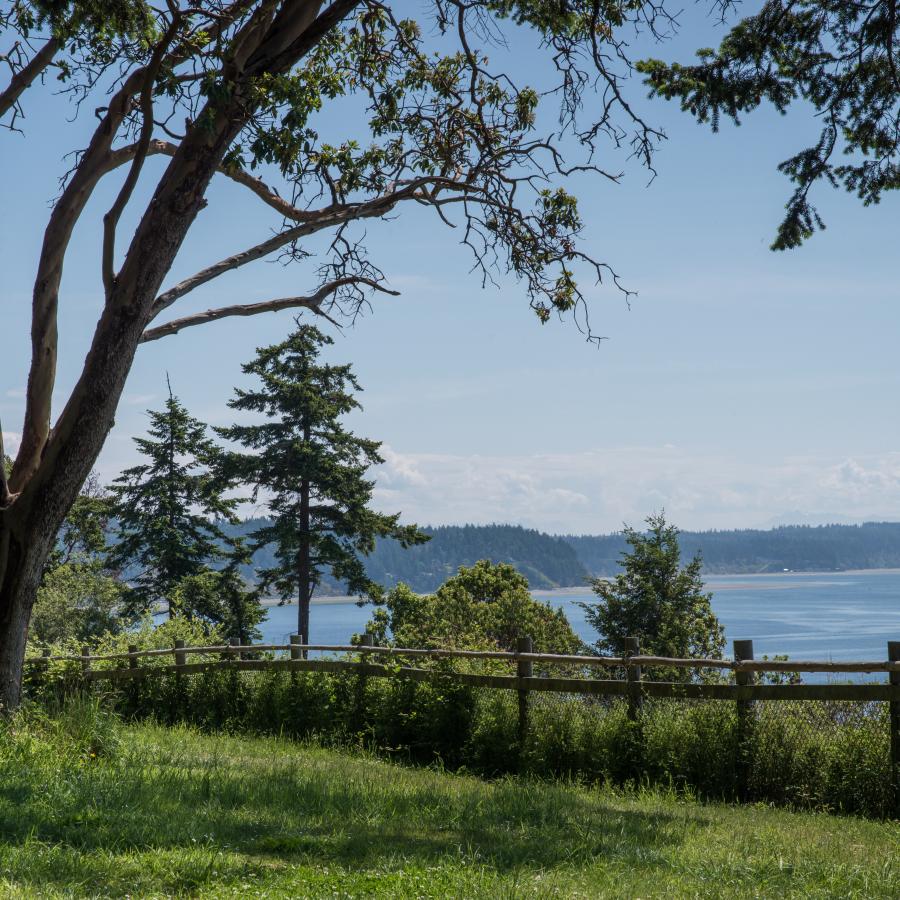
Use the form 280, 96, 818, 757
0, 0, 665, 708
0, 1, 895, 709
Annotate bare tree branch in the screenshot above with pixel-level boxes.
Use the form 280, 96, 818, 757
149, 185, 431, 315
139, 277, 397, 342
102, 16, 182, 295
0, 37, 58, 123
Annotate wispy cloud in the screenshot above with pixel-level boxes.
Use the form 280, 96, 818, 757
123, 393, 157, 407
371, 446, 900, 533
1, 431, 21, 456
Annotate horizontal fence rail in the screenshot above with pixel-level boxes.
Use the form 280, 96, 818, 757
25, 643, 900, 674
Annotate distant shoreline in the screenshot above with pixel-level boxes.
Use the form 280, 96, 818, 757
258, 567, 900, 606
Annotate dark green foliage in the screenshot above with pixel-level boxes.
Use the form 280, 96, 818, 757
224, 520, 590, 592
366, 524, 589, 592
170, 565, 264, 644
365, 560, 584, 654
217, 323, 426, 639
638, 1, 900, 249
580, 513, 725, 672
108, 386, 244, 619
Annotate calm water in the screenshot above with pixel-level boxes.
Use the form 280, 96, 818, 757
257, 571, 900, 667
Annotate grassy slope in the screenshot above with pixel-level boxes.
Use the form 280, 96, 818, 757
1, 715, 898, 899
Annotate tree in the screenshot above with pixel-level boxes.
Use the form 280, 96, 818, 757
639, 2, 900, 250
30, 562, 126, 645
108, 386, 243, 619
581, 513, 724, 673
217, 323, 426, 642
0, 0, 677, 709
170, 564, 264, 644
3, 1, 883, 707
31, 473, 129, 645
366, 559, 583, 654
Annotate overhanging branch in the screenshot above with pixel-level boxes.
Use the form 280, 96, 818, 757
139, 277, 398, 343
0, 37, 58, 124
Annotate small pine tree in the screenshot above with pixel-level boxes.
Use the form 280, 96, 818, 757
217, 323, 427, 642
581, 512, 724, 676
108, 383, 245, 620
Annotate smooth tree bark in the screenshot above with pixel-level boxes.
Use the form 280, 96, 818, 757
0, 0, 361, 707
9, 0, 833, 709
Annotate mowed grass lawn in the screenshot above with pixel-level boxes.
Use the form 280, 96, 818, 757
0, 710, 898, 898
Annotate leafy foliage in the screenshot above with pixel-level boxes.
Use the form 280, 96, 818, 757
217, 323, 426, 639
170, 565, 264, 644
365, 559, 583, 654
31, 473, 129, 645
108, 386, 243, 618
639, 1, 900, 249
580, 512, 724, 671
30, 561, 126, 645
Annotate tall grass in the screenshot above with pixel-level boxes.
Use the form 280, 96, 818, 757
0, 703, 897, 898
27, 664, 894, 819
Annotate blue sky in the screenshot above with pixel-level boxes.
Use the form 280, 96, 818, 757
2, 4, 899, 534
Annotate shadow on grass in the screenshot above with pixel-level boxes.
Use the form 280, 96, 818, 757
0, 726, 707, 895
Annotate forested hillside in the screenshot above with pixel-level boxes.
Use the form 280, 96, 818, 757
562, 522, 900, 575
225, 521, 589, 593
221, 520, 900, 594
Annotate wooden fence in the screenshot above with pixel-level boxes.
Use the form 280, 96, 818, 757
27, 635, 900, 804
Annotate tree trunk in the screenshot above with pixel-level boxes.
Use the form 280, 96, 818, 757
0, 2, 346, 710
298, 473, 311, 652
0, 524, 49, 711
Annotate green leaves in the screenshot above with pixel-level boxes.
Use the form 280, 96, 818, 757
369, 560, 583, 655
108, 386, 243, 618
581, 512, 725, 679
639, 1, 900, 249
217, 323, 427, 628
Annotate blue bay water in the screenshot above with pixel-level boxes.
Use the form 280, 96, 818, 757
257, 571, 900, 669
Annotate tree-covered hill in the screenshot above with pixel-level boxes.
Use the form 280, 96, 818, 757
562, 522, 900, 576
220, 520, 900, 595
224, 521, 589, 593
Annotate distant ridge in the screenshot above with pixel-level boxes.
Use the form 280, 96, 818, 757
219, 519, 900, 594
224, 521, 589, 593
561, 521, 900, 576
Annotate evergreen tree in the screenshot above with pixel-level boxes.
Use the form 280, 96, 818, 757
170, 562, 264, 645
581, 512, 724, 678
217, 323, 427, 642
108, 385, 243, 620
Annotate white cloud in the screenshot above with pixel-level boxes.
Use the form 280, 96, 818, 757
123, 393, 157, 407
370, 446, 900, 533
4, 388, 25, 399
1, 431, 21, 456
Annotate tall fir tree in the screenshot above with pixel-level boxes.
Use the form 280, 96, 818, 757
580, 512, 724, 681
217, 323, 427, 643
108, 384, 246, 621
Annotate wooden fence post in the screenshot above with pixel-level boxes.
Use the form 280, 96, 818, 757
128, 644, 139, 671
888, 640, 900, 815
734, 639, 755, 801
517, 635, 533, 750
624, 636, 642, 720
81, 645, 91, 677
229, 636, 240, 660
35, 648, 51, 691
174, 639, 186, 668
290, 634, 303, 661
